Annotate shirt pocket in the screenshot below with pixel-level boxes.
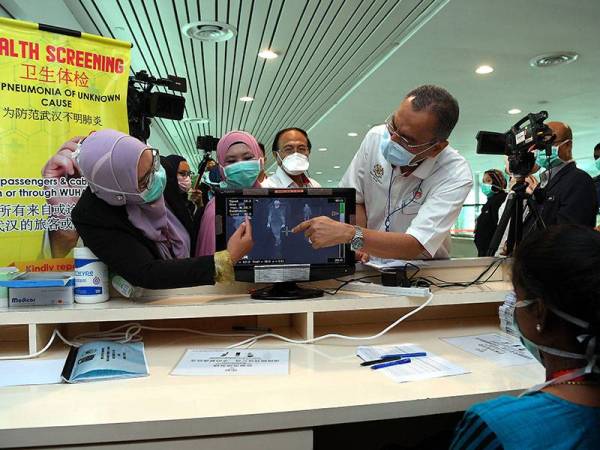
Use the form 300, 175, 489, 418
400, 200, 423, 216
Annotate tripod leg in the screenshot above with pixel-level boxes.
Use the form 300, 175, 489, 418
486, 193, 516, 256
525, 196, 546, 231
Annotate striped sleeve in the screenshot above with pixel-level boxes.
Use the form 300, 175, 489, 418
450, 410, 504, 450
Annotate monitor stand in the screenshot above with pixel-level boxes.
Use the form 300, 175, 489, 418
251, 282, 324, 300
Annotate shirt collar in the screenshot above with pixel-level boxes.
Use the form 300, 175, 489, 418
410, 150, 442, 179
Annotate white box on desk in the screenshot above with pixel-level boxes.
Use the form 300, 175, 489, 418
9, 286, 74, 307
0, 272, 75, 307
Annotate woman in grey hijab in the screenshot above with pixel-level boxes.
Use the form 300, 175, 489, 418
71, 129, 253, 289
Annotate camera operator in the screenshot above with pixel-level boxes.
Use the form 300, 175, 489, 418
474, 169, 507, 256
524, 121, 597, 236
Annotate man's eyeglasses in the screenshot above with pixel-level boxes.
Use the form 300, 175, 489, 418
278, 145, 310, 156
385, 115, 438, 150
138, 148, 160, 191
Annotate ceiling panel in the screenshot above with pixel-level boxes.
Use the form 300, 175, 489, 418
57, 0, 441, 168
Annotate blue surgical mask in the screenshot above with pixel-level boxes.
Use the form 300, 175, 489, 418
381, 131, 433, 167
481, 184, 494, 198
221, 159, 261, 188
511, 297, 597, 391
535, 140, 570, 170
595, 158, 600, 171
141, 165, 166, 203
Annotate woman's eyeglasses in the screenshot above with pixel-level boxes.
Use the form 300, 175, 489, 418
138, 148, 160, 191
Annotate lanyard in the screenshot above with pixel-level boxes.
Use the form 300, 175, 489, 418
385, 171, 424, 232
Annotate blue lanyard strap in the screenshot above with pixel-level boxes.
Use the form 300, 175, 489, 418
385, 174, 424, 232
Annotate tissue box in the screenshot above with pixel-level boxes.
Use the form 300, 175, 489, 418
0, 272, 74, 307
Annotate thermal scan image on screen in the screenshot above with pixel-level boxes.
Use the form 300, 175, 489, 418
225, 197, 347, 266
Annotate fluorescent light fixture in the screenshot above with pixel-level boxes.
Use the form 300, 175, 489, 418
333, 165, 341, 169
327, 180, 333, 183
475, 65, 494, 74
317, 147, 327, 152
258, 49, 278, 59
182, 117, 209, 124
239, 96, 254, 102
315, 171, 323, 175
508, 108, 522, 115
347, 132, 358, 137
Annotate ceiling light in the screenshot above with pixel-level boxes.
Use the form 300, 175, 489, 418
258, 49, 278, 59
347, 132, 358, 137
239, 96, 254, 102
333, 165, 341, 169
315, 171, 323, 175
529, 52, 579, 68
317, 147, 327, 152
181, 21, 236, 42
475, 65, 494, 74
327, 180, 333, 183
508, 109, 521, 115
182, 117, 210, 124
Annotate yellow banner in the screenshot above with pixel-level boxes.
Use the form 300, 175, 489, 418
0, 18, 131, 266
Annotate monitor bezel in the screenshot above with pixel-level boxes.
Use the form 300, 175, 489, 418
215, 187, 356, 283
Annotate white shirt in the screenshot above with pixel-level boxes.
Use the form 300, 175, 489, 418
340, 125, 473, 258
261, 166, 321, 188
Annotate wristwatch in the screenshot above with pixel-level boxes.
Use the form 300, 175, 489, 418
350, 226, 364, 251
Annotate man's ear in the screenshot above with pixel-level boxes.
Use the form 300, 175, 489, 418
273, 151, 280, 165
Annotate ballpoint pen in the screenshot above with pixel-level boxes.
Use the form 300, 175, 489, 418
370, 358, 411, 370
380, 352, 427, 359
360, 355, 406, 367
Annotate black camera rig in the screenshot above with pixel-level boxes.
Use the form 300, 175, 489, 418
127, 70, 187, 142
476, 111, 555, 177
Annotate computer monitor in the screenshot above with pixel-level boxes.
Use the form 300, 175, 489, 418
215, 188, 356, 300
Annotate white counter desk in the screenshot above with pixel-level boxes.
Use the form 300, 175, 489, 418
0, 259, 540, 449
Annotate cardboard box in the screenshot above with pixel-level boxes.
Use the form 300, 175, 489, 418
0, 272, 74, 307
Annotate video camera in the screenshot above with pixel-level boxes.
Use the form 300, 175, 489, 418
127, 70, 187, 142
476, 111, 555, 177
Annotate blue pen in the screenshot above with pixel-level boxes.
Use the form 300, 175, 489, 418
371, 358, 411, 370
380, 352, 427, 359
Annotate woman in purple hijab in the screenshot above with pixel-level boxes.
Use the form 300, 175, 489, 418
71, 129, 253, 289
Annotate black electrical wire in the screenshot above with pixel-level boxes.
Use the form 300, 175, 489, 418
411, 258, 505, 289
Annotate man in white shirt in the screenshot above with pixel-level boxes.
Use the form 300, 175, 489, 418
293, 85, 473, 260
261, 127, 321, 188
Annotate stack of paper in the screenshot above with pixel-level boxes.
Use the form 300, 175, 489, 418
171, 348, 289, 376
441, 333, 536, 367
357, 343, 468, 383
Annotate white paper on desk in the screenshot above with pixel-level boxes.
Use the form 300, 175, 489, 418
357, 344, 468, 383
441, 333, 536, 367
0, 359, 64, 388
365, 258, 429, 271
171, 348, 289, 376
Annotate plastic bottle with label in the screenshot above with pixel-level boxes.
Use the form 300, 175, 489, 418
74, 247, 109, 304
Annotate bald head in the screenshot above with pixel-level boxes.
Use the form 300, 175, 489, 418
547, 121, 573, 161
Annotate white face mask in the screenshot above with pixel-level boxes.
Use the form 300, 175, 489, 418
279, 152, 309, 176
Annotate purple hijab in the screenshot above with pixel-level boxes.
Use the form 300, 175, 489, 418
76, 129, 190, 259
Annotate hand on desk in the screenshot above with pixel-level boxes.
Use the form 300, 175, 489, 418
292, 216, 355, 249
